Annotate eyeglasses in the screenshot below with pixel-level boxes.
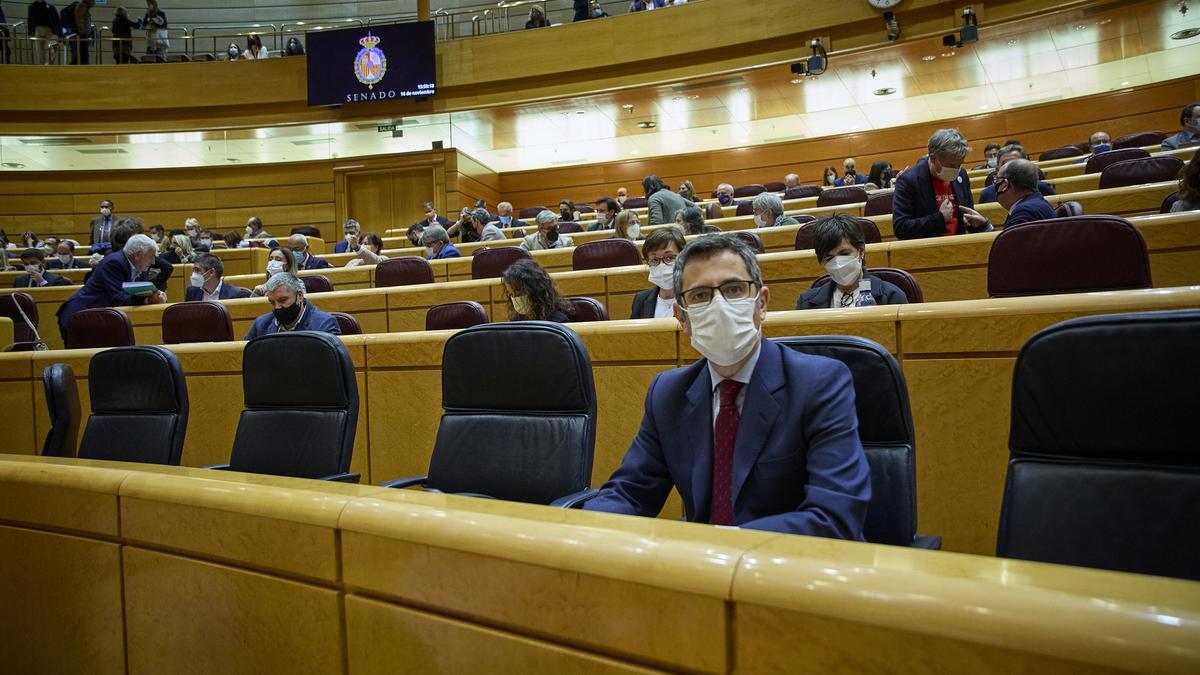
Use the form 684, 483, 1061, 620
647, 253, 676, 267
681, 280, 757, 308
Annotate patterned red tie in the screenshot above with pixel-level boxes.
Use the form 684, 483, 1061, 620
711, 379, 743, 526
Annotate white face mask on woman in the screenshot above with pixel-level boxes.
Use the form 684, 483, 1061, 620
648, 262, 674, 290
511, 295, 531, 315
685, 292, 761, 367
627, 224, 641, 240
266, 260, 285, 275
824, 255, 862, 287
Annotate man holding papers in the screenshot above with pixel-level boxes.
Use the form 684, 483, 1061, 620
57, 234, 167, 342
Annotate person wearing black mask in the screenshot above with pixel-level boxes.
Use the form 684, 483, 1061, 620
558, 200, 578, 222
835, 158, 869, 186
866, 160, 894, 190
521, 210, 573, 251
243, 273, 340, 340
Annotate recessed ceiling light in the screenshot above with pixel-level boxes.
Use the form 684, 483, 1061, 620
621, 104, 635, 110
921, 55, 937, 61
629, 150, 639, 155
575, 109, 586, 115
790, 78, 805, 84
873, 87, 896, 96
1006, 38, 1018, 45
1, 162, 25, 169
980, 104, 990, 110
1097, 18, 1112, 25
637, 121, 657, 129
251, 23, 260, 28
941, 51, 956, 57
687, 95, 699, 100
1171, 28, 1200, 40
672, 96, 683, 102
296, 21, 305, 25
1073, 24, 1086, 30
1121, 80, 1130, 86
313, 26, 324, 30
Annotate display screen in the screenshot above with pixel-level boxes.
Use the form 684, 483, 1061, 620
305, 22, 436, 107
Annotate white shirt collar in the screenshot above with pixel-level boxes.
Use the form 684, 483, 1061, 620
203, 281, 223, 301
707, 339, 762, 394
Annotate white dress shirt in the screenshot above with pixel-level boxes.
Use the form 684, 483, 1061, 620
653, 294, 676, 318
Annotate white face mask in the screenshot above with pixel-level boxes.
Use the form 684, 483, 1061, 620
594, 212, 607, 227
425, 246, 436, 259
986, 156, 997, 168
685, 292, 762, 367
753, 213, 769, 228
628, 224, 641, 239
100, 207, 112, 216
190, 271, 206, 288
824, 255, 862, 288
499, 215, 511, 226
934, 159, 959, 182
26, 265, 42, 275
266, 260, 285, 275
648, 262, 674, 290
58, 254, 72, 265
511, 295, 531, 315
345, 233, 357, 242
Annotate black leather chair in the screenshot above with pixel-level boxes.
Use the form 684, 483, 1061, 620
783, 185, 822, 200
518, 206, 548, 219
212, 331, 359, 482
472, 246, 531, 279
733, 184, 766, 198
735, 202, 755, 217
1083, 147, 1149, 174
997, 310, 1200, 580
162, 301, 235, 344
863, 190, 894, 217
382, 321, 597, 506
816, 186, 868, 207
291, 226, 323, 239
41, 363, 80, 457
622, 197, 648, 209
1038, 145, 1084, 161
66, 308, 135, 350
426, 301, 489, 331
1054, 201, 1084, 218
774, 336, 940, 548
795, 217, 881, 251
572, 239, 640, 271
375, 257, 435, 287
331, 312, 361, 335
566, 297, 608, 322
762, 181, 786, 193
77, 346, 189, 465
1112, 131, 1166, 150
732, 230, 764, 253
302, 275, 334, 294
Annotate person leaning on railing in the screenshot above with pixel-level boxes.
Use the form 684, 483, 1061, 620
111, 5, 137, 64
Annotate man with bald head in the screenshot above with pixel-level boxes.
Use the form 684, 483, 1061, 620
287, 234, 333, 270
835, 158, 869, 186
994, 158, 1057, 228
783, 173, 801, 190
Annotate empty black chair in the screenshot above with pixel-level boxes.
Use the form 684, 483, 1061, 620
622, 197, 648, 209
816, 186, 868, 207
518, 206, 548, 219
566, 297, 608, 322
213, 332, 359, 481
291, 226, 323, 239
382, 321, 597, 506
41, 363, 80, 457
331, 312, 361, 335
375, 257, 435, 287
997, 310, 1200, 580
572, 238, 641, 271
733, 230, 764, 254
426, 301, 489, 331
773, 336, 940, 548
1038, 145, 1084, 161
557, 220, 583, 234
762, 181, 786, 192
67, 308, 135, 350
863, 191, 894, 217
162, 301, 234, 344
1161, 191, 1179, 213
1112, 131, 1166, 150
77, 346, 189, 465
1083, 147, 1149, 174
471, 246, 531, 279
1098, 156, 1185, 189
735, 202, 755, 217
733, 184, 765, 198
302, 275, 334, 294
783, 185, 822, 200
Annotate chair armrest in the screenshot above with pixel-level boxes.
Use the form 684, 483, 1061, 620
320, 472, 360, 483
550, 487, 600, 509
204, 463, 232, 471
911, 534, 943, 550
380, 475, 429, 489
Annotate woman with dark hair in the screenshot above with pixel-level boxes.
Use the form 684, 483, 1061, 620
866, 160, 894, 190
502, 259, 571, 322
822, 166, 839, 187
558, 200, 578, 222
346, 232, 389, 267
795, 214, 908, 309
285, 37, 304, 56
222, 230, 243, 249
252, 246, 294, 296
643, 174, 688, 225
242, 33, 269, 60
630, 226, 686, 319
1170, 147, 1200, 212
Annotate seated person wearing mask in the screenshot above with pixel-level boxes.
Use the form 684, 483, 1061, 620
974, 143, 1001, 170
494, 201, 528, 236
13, 249, 71, 288
57, 234, 166, 342
751, 192, 799, 228
45, 240, 89, 270
1161, 103, 1200, 151
502, 259, 571, 323
676, 204, 716, 236
1088, 131, 1112, 155
421, 225, 462, 260
558, 200, 580, 222
645, 174, 689, 225
977, 144, 1057, 204
468, 208, 506, 243
714, 182, 739, 208
588, 197, 621, 231
345, 233, 389, 267
630, 226, 686, 319
288, 234, 332, 270
616, 186, 629, 207
407, 202, 453, 246
584, 234, 871, 537
186, 253, 252, 301
184, 218, 210, 252
834, 158, 870, 186
334, 219, 361, 254
994, 158, 1057, 228
244, 273, 340, 340
795, 215, 908, 309
237, 217, 271, 247
522, 210, 574, 250
893, 128, 993, 239
252, 246, 294, 296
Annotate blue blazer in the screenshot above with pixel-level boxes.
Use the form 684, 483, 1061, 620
978, 180, 1056, 204
584, 339, 871, 538
1002, 193, 1058, 228
56, 251, 136, 333
184, 283, 252, 302
333, 240, 354, 254
892, 157, 975, 240
299, 255, 333, 270
432, 243, 462, 259
243, 302, 340, 340
834, 174, 869, 186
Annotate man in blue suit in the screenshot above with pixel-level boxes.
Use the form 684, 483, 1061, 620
995, 159, 1058, 228
584, 235, 871, 538
287, 234, 333, 271
833, 158, 870, 186
420, 225, 462, 260
57, 234, 165, 341
244, 273, 340, 340
893, 128, 994, 240
185, 253, 252, 302
977, 144, 1057, 204
333, 219, 361, 254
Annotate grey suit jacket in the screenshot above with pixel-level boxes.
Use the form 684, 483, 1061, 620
647, 190, 689, 225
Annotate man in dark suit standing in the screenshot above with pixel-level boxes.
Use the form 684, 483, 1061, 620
12, 249, 71, 288
185, 253, 252, 302
995, 159, 1058, 228
88, 198, 117, 254
287, 234, 332, 271
893, 128, 993, 240
57, 234, 166, 341
585, 234, 871, 537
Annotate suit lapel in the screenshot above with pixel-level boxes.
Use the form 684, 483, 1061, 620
730, 341, 784, 506
805, 284, 834, 309
683, 365, 714, 521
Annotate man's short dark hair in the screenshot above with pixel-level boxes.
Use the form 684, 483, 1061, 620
1181, 103, 1200, 125
595, 196, 620, 214
194, 253, 224, 277
60, 240, 76, 252
20, 248, 45, 262
248, 216, 263, 229
998, 143, 1028, 160
642, 175, 667, 198
100, 199, 113, 208
984, 143, 1000, 153
673, 233, 762, 299
811, 214, 866, 262
641, 225, 686, 261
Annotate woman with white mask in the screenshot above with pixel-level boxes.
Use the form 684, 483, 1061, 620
629, 226, 686, 319
252, 246, 294, 296
794, 215, 909, 309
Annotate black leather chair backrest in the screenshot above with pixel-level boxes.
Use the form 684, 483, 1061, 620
773, 335, 934, 548
566, 297, 608, 322
67, 308, 135, 350
557, 220, 583, 234
811, 267, 924, 303
229, 331, 358, 478
471, 246, 531, 279
302, 275, 334, 294
1112, 131, 1166, 150
330, 312, 361, 335
41, 363, 80, 457
375, 257, 435, 287
762, 181, 786, 192
426, 301, 489, 331
572, 238, 641, 271
998, 310, 1200, 580
795, 217, 881, 251
1054, 201, 1084, 218
290, 226, 322, 239
987, 215, 1151, 297
427, 321, 597, 504
162, 301, 234, 344
1161, 191, 1179, 213
733, 184, 765, 198
863, 190, 894, 217
735, 202, 755, 217
732, 230, 764, 254
622, 197, 648, 209
78, 346, 189, 465
816, 186, 868, 207
576, 204, 595, 214
783, 185, 822, 200
1084, 147, 1149, 174
1098, 156, 1185, 189
1038, 145, 1084, 161
0, 292, 39, 343
518, 206, 548, 219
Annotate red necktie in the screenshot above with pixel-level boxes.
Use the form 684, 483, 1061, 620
711, 379, 743, 526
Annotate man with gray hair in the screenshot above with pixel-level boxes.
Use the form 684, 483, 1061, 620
243, 273, 340, 340
893, 128, 992, 239
56, 233, 166, 341
584, 233, 871, 538
420, 225, 462, 259
521, 210, 574, 250
334, 219, 361, 254
751, 192, 798, 228
714, 182, 738, 207
978, 144, 1057, 204
468, 208, 506, 242
287, 233, 333, 270
994, 158, 1057, 228
494, 201, 528, 234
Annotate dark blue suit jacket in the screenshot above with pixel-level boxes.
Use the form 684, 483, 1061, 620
333, 240, 354, 254
299, 255, 333, 270
1002, 193, 1058, 228
243, 302, 341, 340
56, 251, 136, 333
834, 174, 869, 186
978, 180, 1056, 204
892, 157, 976, 240
184, 282, 252, 302
432, 243, 461, 259
584, 339, 871, 538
